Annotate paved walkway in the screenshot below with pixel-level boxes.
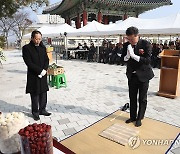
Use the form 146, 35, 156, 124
0, 50, 180, 142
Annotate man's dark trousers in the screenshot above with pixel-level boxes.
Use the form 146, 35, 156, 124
128, 73, 149, 121
30, 92, 47, 115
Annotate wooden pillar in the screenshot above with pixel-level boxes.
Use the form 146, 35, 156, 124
103, 15, 109, 25
123, 13, 128, 20
83, 10, 88, 26
97, 11, 102, 23
76, 13, 81, 29
65, 18, 68, 24
136, 13, 139, 18
69, 19, 72, 26
67, 18, 71, 26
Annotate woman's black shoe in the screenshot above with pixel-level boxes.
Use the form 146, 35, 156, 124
39, 110, 51, 116
33, 114, 40, 121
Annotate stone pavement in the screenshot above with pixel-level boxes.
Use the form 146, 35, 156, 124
0, 49, 180, 142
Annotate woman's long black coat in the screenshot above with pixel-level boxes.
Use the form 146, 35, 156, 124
22, 41, 49, 94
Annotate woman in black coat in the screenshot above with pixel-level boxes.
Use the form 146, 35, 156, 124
22, 30, 51, 120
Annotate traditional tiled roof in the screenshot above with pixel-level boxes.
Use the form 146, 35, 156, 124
43, 0, 79, 14
43, 0, 172, 14
92, 0, 172, 5
43, 1, 62, 13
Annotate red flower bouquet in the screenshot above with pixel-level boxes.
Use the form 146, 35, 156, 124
139, 49, 144, 55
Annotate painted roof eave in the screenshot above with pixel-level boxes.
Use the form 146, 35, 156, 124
43, 0, 172, 15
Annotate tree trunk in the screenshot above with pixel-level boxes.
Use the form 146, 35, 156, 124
5, 32, 8, 49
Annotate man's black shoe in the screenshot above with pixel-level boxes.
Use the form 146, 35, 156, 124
135, 120, 142, 127
125, 118, 136, 124
39, 110, 51, 116
33, 114, 40, 121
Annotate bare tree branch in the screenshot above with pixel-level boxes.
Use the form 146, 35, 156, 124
0, 17, 16, 48
11, 11, 33, 47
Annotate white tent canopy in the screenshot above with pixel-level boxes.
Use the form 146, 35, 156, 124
23, 23, 77, 39
106, 13, 180, 35
45, 23, 77, 37
23, 25, 51, 39
69, 20, 115, 36
23, 13, 180, 39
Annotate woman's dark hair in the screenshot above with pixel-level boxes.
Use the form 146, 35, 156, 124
126, 26, 139, 36
31, 30, 42, 39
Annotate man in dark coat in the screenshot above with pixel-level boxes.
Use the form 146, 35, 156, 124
121, 27, 154, 127
87, 43, 96, 62
22, 30, 51, 121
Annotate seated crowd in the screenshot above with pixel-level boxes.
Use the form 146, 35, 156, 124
151, 39, 180, 68
67, 38, 180, 69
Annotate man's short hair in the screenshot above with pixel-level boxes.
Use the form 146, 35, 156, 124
31, 30, 42, 39
126, 26, 139, 36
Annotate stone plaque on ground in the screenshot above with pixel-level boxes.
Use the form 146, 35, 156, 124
99, 123, 139, 146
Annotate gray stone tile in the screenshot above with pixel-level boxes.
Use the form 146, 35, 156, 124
148, 91, 157, 96
170, 147, 180, 154
15, 95, 23, 98
79, 82, 85, 84
19, 87, 25, 89
104, 102, 115, 106
64, 88, 70, 91
91, 90, 98, 93
153, 107, 166, 112
88, 86, 94, 88
65, 105, 75, 109
63, 128, 77, 136
117, 94, 126, 97
58, 118, 70, 125
49, 100, 57, 104
76, 97, 85, 101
